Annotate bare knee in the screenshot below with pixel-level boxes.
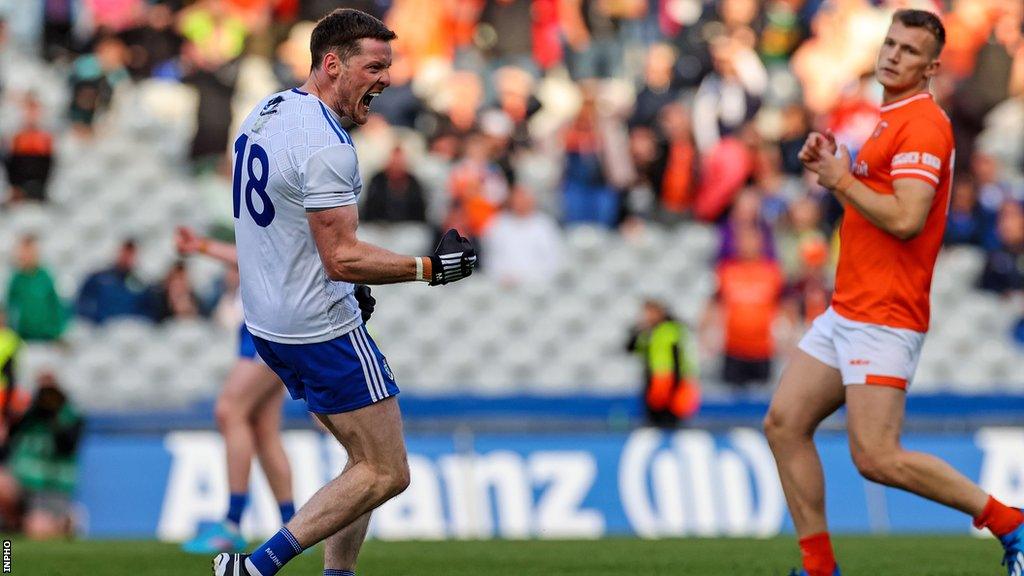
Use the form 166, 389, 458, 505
763, 408, 810, 449
851, 446, 903, 486
214, 397, 247, 432
375, 460, 410, 500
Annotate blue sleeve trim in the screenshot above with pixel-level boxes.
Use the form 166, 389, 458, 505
317, 102, 352, 146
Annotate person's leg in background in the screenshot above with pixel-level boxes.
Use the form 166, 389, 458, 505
185, 359, 291, 553
252, 375, 295, 523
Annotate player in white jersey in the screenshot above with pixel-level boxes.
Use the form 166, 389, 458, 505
214, 9, 476, 576
174, 226, 375, 554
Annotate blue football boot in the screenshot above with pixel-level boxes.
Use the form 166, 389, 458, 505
1000, 516, 1024, 576
184, 520, 247, 554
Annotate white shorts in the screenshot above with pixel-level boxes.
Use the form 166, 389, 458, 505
798, 307, 926, 389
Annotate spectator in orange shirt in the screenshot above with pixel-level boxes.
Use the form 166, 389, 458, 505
446, 132, 509, 238
714, 225, 784, 389
4, 95, 53, 203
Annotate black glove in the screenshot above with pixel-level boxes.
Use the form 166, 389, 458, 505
429, 229, 478, 286
354, 284, 375, 323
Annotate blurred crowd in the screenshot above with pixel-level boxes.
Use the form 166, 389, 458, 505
0, 0, 1022, 393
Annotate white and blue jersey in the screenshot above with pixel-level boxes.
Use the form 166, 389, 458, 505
234, 87, 398, 414
234, 87, 363, 345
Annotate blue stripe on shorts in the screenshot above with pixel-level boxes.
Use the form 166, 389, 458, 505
250, 325, 400, 414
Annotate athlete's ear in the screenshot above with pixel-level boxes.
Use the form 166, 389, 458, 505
322, 51, 341, 78
924, 57, 940, 81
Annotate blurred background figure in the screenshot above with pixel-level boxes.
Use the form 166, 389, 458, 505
562, 87, 619, 227
5, 235, 66, 343
979, 201, 1024, 296
0, 311, 22, 442
708, 225, 784, 391
627, 299, 700, 428
0, 371, 83, 539
74, 240, 147, 325
142, 260, 205, 323
483, 185, 564, 285
783, 236, 833, 334
3, 94, 54, 204
363, 146, 428, 224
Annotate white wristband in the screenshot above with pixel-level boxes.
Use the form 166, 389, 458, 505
415, 256, 427, 282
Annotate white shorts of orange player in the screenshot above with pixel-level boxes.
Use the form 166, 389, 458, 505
798, 306, 926, 389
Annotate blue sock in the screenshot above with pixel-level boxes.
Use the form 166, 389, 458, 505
278, 501, 295, 523
248, 527, 303, 576
324, 571, 355, 576
226, 493, 248, 526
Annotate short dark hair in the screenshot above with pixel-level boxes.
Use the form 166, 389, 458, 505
309, 8, 396, 69
893, 9, 946, 56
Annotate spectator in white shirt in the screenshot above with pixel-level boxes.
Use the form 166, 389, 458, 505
483, 186, 564, 286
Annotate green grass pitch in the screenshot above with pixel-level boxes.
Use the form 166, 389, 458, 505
14, 535, 1006, 575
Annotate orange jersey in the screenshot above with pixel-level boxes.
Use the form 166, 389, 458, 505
832, 92, 954, 332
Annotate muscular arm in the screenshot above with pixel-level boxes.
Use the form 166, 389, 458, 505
836, 177, 936, 240
805, 140, 937, 240
307, 204, 430, 284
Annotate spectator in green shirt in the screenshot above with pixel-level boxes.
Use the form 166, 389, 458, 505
5, 235, 67, 342
0, 371, 82, 539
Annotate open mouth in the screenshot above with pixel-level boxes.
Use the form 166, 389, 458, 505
360, 91, 381, 112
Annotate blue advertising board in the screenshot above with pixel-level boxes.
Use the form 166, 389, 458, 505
76, 428, 1024, 540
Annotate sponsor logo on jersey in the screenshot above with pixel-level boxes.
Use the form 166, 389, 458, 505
922, 153, 941, 170
853, 161, 869, 177
381, 356, 395, 381
892, 152, 920, 166
848, 359, 870, 366
871, 121, 889, 139
259, 96, 284, 116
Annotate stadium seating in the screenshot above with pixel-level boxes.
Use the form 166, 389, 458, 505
10, 212, 1024, 411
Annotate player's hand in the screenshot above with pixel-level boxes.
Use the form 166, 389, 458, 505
175, 226, 202, 255
429, 229, 477, 286
798, 131, 837, 166
354, 284, 375, 323
808, 144, 852, 190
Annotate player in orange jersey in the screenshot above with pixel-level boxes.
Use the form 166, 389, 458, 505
763, 10, 1023, 576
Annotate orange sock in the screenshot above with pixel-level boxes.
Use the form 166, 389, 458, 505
799, 532, 836, 576
973, 496, 1024, 538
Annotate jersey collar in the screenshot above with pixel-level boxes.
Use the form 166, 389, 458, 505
880, 91, 932, 113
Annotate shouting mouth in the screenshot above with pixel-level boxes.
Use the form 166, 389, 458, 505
360, 90, 381, 113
